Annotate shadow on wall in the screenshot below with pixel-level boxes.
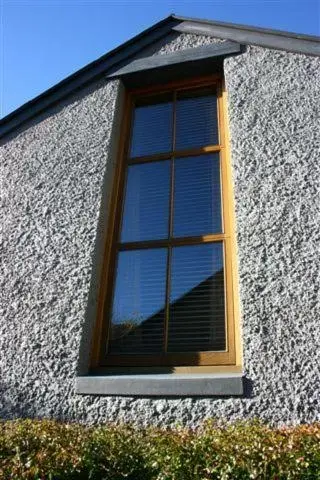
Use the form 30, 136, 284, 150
0, 381, 73, 421
242, 377, 254, 398
0, 381, 41, 420
76, 82, 125, 377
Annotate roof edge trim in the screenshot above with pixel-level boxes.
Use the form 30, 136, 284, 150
107, 41, 241, 78
173, 20, 320, 57
172, 14, 320, 43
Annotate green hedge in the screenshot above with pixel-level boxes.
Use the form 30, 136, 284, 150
0, 419, 319, 479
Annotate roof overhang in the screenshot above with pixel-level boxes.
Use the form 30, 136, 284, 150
107, 40, 241, 78
107, 40, 242, 89
173, 17, 320, 56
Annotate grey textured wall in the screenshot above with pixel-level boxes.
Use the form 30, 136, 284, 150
1, 33, 319, 425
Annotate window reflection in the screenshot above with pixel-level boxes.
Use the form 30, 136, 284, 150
176, 91, 218, 150
130, 101, 173, 157
173, 154, 222, 237
168, 243, 225, 352
121, 161, 170, 243
110, 249, 167, 354
109, 243, 225, 355
107, 84, 228, 359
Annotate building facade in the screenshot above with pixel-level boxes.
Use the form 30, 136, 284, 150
1, 16, 319, 425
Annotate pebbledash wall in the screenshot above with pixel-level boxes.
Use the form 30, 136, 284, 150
1, 31, 320, 426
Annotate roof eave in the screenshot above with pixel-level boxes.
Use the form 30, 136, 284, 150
172, 14, 320, 43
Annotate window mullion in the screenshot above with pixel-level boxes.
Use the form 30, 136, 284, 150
164, 91, 177, 353
163, 158, 174, 354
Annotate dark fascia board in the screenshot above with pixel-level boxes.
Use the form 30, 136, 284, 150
173, 14, 320, 43
0, 16, 180, 139
107, 41, 241, 78
173, 17, 320, 57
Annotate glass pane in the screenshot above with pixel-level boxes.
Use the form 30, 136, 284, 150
130, 99, 173, 157
173, 154, 222, 237
168, 243, 225, 353
109, 249, 167, 354
176, 90, 218, 150
121, 161, 170, 243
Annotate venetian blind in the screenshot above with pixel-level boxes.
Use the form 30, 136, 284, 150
108, 87, 226, 357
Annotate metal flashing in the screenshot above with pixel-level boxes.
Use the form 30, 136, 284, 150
107, 41, 241, 78
173, 20, 320, 57
172, 14, 320, 43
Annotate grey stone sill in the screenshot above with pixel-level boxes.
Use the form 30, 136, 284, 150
76, 373, 243, 396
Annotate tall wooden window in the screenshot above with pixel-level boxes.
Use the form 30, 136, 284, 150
94, 77, 236, 368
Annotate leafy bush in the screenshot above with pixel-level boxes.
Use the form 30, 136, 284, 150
0, 419, 319, 479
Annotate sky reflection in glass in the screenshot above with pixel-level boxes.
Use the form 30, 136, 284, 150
110, 248, 167, 353
120, 161, 170, 243
168, 242, 225, 352
109, 243, 225, 354
130, 101, 173, 157
176, 92, 218, 150
173, 154, 222, 237
108, 86, 226, 355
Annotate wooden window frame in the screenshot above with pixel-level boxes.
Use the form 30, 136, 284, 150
90, 75, 238, 369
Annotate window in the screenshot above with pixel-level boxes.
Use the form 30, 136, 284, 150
91, 77, 238, 370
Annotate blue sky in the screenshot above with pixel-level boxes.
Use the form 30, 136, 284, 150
1, 0, 319, 118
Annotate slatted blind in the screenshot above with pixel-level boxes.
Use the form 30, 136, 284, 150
121, 161, 170, 242
107, 85, 227, 360
168, 243, 225, 352
176, 89, 219, 150
110, 249, 167, 354
173, 154, 222, 237
130, 98, 173, 157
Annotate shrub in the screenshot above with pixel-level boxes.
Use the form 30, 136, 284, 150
0, 419, 319, 479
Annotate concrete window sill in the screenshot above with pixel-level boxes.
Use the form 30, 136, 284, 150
76, 373, 243, 396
